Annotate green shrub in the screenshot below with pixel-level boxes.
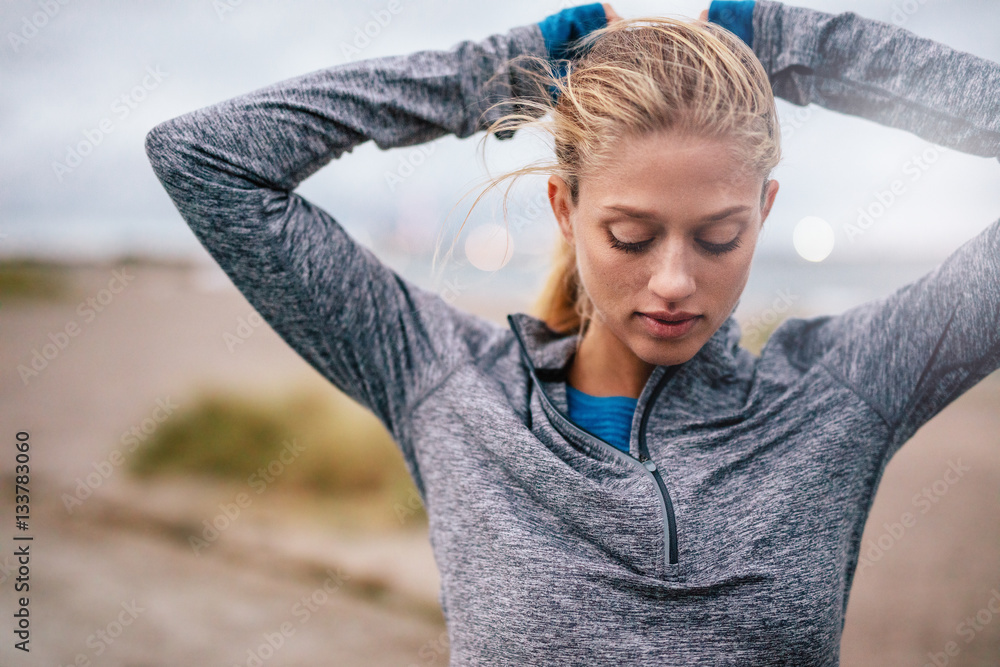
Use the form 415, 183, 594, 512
127, 387, 417, 500
0, 260, 71, 301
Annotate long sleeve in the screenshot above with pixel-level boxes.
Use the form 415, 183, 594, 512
744, 1, 1000, 456
751, 0, 1000, 161
143, 21, 553, 453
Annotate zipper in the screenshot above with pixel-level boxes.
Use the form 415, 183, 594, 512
637, 366, 680, 565
507, 316, 682, 570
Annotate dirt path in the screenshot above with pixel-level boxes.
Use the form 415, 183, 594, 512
0, 471, 449, 667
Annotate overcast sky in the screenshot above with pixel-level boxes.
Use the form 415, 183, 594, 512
1, 0, 998, 273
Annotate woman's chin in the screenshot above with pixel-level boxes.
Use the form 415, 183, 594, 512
628, 333, 702, 369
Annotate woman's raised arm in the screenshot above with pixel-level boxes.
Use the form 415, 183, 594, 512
710, 0, 1000, 160
143, 6, 609, 451
710, 0, 1000, 462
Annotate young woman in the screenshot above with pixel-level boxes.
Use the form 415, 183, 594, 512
145, 1, 1000, 663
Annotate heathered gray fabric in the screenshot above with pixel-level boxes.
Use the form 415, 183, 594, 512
144, 2, 1000, 664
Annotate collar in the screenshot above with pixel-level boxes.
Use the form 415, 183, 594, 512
505, 310, 744, 385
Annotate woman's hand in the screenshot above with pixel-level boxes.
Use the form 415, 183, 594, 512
699, 9, 709, 21
603, 3, 622, 22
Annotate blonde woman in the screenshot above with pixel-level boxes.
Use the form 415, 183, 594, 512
145, 1, 1000, 663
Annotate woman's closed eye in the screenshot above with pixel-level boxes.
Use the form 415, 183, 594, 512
607, 233, 653, 254
606, 231, 743, 256
698, 236, 742, 256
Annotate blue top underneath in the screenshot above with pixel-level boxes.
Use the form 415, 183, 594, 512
565, 383, 638, 453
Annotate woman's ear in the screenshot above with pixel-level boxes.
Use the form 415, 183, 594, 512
548, 175, 575, 244
760, 179, 780, 226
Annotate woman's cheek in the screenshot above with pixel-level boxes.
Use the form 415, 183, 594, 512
722, 248, 755, 292
574, 243, 610, 307
588, 248, 625, 292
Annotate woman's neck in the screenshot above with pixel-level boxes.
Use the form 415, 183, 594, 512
567, 317, 655, 399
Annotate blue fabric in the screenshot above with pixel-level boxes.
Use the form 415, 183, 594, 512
565, 383, 637, 453
536, 3, 608, 102
708, 0, 755, 47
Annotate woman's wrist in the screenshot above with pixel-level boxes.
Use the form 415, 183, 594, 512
536, 3, 610, 103
537, 3, 609, 62
707, 0, 756, 48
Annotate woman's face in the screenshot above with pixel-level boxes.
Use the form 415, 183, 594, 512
548, 130, 779, 369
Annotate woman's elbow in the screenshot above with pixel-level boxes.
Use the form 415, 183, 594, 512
144, 117, 189, 186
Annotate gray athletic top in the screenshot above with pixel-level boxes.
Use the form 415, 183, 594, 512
144, 1, 1000, 664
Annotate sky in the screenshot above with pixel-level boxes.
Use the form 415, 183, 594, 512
1, 0, 998, 288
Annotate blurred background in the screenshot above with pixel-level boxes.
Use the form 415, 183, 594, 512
1, 0, 999, 664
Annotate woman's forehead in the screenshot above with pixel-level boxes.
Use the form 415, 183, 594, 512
579, 134, 763, 210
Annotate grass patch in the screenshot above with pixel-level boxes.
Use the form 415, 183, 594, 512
739, 319, 781, 357
127, 387, 422, 514
738, 306, 804, 357
0, 259, 72, 301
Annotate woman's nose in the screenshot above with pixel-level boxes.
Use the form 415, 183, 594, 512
647, 245, 697, 303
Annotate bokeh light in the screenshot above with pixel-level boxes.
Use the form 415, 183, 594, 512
792, 215, 835, 262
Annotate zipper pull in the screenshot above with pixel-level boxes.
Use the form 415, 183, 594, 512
638, 453, 657, 472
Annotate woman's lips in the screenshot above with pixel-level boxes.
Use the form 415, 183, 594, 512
637, 312, 701, 339
641, 310, 700, 322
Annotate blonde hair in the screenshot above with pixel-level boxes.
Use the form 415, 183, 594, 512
445, 15, 781, 338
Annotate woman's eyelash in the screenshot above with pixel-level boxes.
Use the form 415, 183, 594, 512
607, 233, 743, 256
608, 235, 652, 254
698, 237, 742, 256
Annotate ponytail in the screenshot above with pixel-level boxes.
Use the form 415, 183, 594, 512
531, 232, 593, 338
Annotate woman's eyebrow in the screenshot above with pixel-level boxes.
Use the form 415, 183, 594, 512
603, 204, 659, 220
602, 203, 751, 222
703, 204, 751, 221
